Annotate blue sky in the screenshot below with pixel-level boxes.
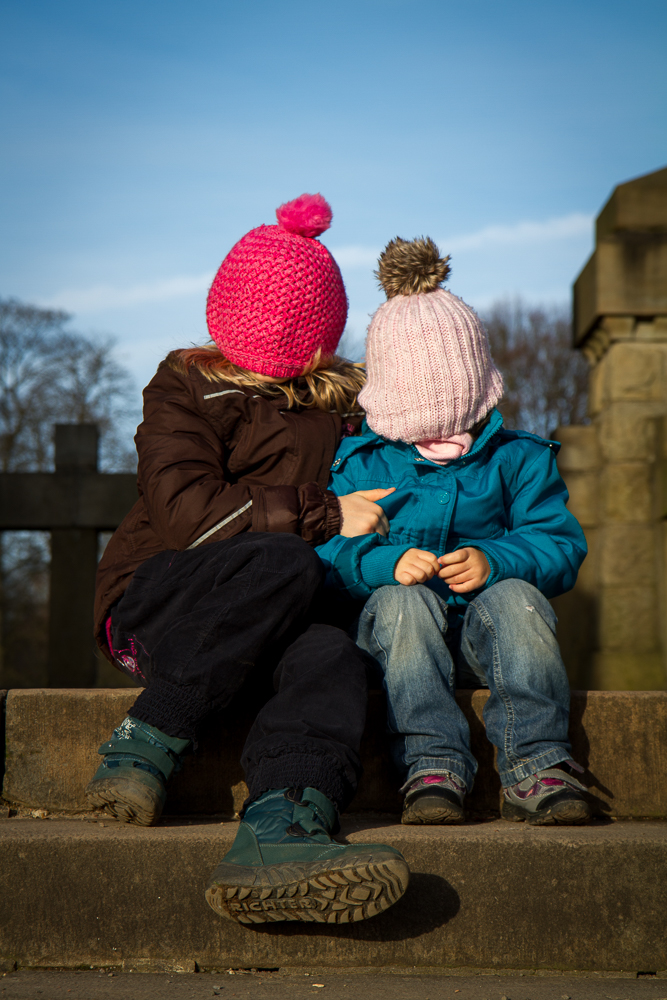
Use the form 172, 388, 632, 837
1, 0, 666, 389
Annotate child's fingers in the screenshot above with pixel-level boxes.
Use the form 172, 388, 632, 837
447, 566, 486, 590
394, 549, 438, 585
438, 549, 468, 567
354, 488, 396, 501
446, 570, 478, 586
442, 562, 476, 580
338, 492, 391, 537
419, 552, 441, 572
414, 555, 440, 578
438, 558, 471, 581
405, 564, 435, 583
407, 550, 440, 570
448, 578, 483, 593
376, 509, 390, 535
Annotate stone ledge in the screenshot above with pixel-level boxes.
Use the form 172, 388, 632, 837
0, 817, 665, 972
2, 689, 667, 818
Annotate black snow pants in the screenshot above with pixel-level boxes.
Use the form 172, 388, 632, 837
104, 533, 368, 811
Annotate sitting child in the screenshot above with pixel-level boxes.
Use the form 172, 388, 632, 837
317, 236, 590, 827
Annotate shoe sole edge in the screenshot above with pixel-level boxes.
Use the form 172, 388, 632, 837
84, 776, 163, 827
502, 796, 593, 826
401, 797, 465, 825
401, 788, 465, 825
205, 856, 410, 925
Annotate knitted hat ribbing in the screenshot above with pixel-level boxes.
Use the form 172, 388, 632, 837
358, 238, 503, 442
206, 193, 348, 378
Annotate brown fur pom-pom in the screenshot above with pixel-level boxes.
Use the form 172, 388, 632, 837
375, 236, 451, 298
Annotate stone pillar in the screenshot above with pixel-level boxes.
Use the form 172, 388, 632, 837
552, 166, 667, 690
549, 425, 600, 689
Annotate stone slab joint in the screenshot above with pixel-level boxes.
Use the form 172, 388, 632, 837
555, 165, 667, 690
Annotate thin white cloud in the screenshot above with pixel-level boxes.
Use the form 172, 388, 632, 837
41, 271, 214, 313
39, 213, 593, 315
445, 213, 593, 252
330, 212, 593, 269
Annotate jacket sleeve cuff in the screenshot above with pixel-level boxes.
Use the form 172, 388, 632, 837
252, 485, 300, 534
322, 489, 342, 541
297, 482, 339, 545
359, 543, 412, 589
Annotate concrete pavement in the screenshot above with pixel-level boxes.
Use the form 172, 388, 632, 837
1, 969, 667, 1000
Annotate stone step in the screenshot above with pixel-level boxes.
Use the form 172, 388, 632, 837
0, 815, 665, 973
2, 689, 667, 818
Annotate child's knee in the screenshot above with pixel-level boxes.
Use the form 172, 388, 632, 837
365, 583, 442, 620
474, 579, 557, 632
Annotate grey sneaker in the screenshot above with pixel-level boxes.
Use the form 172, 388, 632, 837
502, 762, 592, 826
401, 773, 466, 825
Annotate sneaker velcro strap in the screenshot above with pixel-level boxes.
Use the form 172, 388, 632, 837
536, 768, 587, 793
300, 787, 338, 831
97, 740, 179, 780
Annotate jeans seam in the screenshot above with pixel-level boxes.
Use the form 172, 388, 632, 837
402, 762, 474, 794
470, 598, 519, 769
370, 620, 389, 671
501, 748, 571, 780
371, 597, 399, 671
373, 593, 466, 774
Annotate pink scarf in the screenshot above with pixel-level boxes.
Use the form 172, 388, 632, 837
415, 433, 474, 464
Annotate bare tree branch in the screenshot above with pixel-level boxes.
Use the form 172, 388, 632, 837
0, 297, 141, 686
0, 297, 139, 472
482, 298, 589, 439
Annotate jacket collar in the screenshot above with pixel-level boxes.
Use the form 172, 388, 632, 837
333, 408, 505, 469
410, 408, 504, 467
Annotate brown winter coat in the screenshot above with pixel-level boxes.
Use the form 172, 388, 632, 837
94, 360, 350, 660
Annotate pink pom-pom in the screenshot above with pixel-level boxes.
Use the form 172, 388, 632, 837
275, 193, 333, 238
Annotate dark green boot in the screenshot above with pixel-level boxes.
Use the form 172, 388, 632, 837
205, 787, 410, 925
84, 717, 190, 826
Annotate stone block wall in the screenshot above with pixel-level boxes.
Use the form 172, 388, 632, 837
553, 337, 667, 689
553, 167, 667, 691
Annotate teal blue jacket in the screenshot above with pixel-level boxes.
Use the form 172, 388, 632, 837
316, 409, 587, 621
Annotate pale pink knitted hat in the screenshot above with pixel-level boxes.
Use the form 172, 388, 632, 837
358, 237, 503, 442
206, 193, 348, 378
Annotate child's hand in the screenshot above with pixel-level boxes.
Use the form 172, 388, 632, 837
438, 548, 491, 593
394, 548, 441, 586
338, 488, 395, 537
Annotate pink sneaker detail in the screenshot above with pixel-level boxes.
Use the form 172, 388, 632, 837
408, 773, 466, 797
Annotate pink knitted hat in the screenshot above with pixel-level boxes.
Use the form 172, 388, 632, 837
358, 237, 503, 442
206, 193, 348, 378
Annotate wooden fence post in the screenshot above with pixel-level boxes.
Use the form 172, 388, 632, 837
47, 426, 100, 687
0, 423, 136, 686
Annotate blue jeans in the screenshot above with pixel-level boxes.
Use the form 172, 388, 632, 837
353, 579, 572, 791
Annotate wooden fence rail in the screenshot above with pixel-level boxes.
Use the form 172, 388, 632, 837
0, 424, 136, 686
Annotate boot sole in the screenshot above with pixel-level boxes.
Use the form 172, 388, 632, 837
401, 796, 465, 825
205, 854, 410, 925
84, 776, 163, 827
502, 796, 593, 826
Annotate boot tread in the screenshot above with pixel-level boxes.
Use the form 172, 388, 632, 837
84, 775, 163, 827
205, 857, 409, 924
